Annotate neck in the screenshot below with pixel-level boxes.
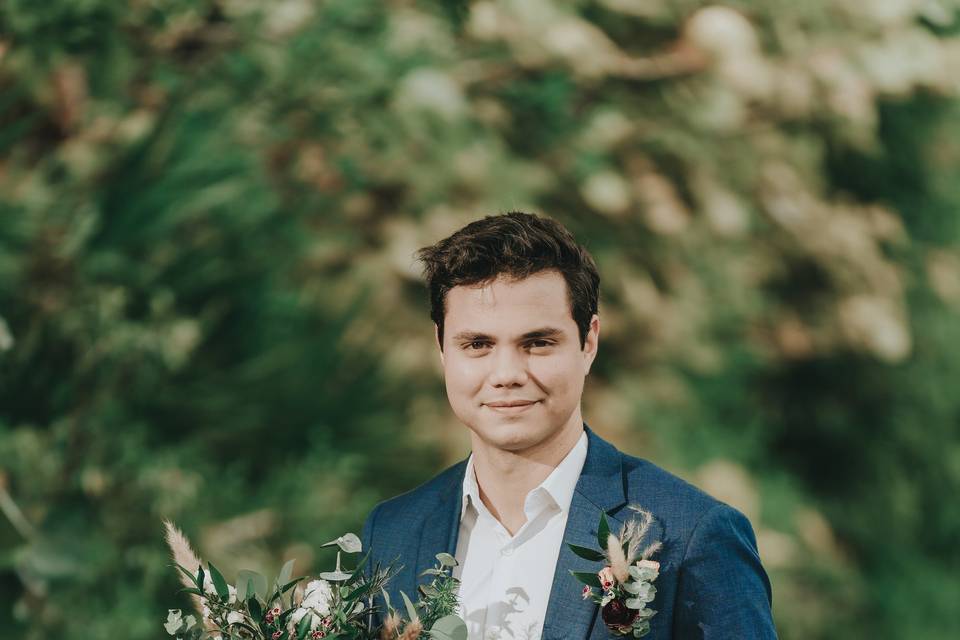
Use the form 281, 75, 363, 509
469, 413, 584, 536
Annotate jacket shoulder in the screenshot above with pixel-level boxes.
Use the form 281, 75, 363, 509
363, 459, 466, 539
616, 451, 741, 540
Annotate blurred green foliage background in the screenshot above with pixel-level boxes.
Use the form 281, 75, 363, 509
2, 1, 959, 638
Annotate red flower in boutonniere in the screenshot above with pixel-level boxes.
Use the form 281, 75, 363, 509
568, 507, 662, 638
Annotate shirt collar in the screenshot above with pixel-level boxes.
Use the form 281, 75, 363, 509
460, 429, 589, 520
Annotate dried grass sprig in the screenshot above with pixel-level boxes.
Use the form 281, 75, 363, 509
162, 520, 213, 630
399, 619, 423, 640
607, 532, 630, 583
380, 612, 402, 639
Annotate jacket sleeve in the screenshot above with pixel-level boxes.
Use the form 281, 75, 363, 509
360, 503, 384, 629
361, 502, 380, 564
673, 503, 778, 639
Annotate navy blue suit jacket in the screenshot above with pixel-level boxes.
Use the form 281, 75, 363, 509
361, 426, 777, 639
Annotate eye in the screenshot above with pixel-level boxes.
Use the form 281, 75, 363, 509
526, 339, 554, 350
464, 340, 490, 351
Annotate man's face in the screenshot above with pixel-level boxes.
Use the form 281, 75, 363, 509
438, 270, 599, 454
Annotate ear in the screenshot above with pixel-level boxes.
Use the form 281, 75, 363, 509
582, 314, 600, 375
435, 324, 445, 368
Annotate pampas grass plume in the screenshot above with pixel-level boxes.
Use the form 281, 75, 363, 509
380, 612, 402, 639
162, 520, 206, 621
399, 619, 423, 640
607, 532, 630, 583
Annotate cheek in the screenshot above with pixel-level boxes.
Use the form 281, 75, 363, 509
529, 355, 580, 394
445, 357, 485, 392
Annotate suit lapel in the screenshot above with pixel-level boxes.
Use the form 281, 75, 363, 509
413, 460, 466, 595
541, 427, 627, 640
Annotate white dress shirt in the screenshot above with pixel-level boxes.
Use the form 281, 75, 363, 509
453, 431, 589, 640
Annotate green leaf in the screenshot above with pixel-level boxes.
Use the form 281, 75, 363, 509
345, 551, 371, 586
381, 587, 393, 613
570, 570, 602, 588
207, 562, 230, 601
277, 559, 296, 588
435, 552, 457, 567
344, 581, 369, 602
278, 578, 302, 596
597, 513, 610, 551
428, 614, 467, 640
296, 613, 312, 640
568, 544, 605, 562
400, 590, 420, 622
237, 569, 268, 601
175, 563, 202, 589
247, 596, 263, 622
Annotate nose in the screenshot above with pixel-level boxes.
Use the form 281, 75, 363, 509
487, 347, 529, 388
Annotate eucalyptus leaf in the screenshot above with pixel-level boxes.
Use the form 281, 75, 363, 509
277, 559, 296, 589
435, 552, 457, 567
318, 569, 352, 582
237, 569, 268, 601
400, 590, 419, 622
321, 533, 362, 554
428, 614, 467, 640
236, 576, 247, 602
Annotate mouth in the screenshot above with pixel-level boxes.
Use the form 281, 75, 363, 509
484, 400, 540, 414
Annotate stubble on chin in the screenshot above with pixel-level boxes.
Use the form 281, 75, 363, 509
470, 412, 576, 458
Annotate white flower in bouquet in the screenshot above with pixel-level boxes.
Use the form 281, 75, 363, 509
301, 579, 333, 614
286, 579, 335, 636
164, 609, 198, 635
164, 520, 465, 640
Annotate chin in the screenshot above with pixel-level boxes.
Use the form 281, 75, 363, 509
471, 419, 554, 452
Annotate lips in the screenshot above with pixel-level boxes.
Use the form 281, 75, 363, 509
485, 400, 537, 407
484, 399, 540, 414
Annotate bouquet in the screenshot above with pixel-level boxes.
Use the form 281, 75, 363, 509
568, 508, 662, 638
162, 521, 466, 640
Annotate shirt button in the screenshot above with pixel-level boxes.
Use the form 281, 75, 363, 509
500, 546, 513, 556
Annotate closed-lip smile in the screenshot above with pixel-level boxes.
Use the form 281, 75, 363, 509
485, 400, 539, 412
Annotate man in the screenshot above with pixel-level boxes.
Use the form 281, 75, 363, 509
362, 213, 777, 639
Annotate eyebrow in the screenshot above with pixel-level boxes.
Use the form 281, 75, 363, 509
451, 327, 565, 342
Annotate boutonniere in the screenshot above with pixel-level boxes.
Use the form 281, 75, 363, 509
568, 507, 662, 638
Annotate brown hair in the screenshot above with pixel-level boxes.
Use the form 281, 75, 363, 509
416, 212, 600, 349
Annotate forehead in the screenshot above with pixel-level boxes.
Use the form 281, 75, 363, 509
443, 271, 574, 331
